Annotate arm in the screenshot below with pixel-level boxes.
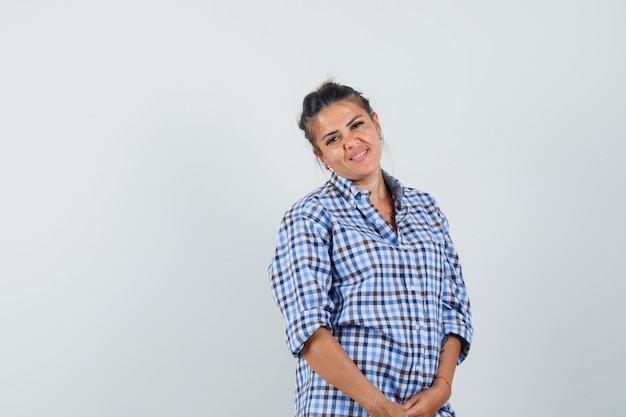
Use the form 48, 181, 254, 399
302, 327, 407, 417
402, 335, 463, 417
271, 210, 405, 416
402, 203, 472, 417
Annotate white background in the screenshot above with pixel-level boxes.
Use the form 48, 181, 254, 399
1, 1, 624, 416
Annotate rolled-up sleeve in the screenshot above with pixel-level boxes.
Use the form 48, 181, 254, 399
438, 209, 473, 364
268, 205, 334, 357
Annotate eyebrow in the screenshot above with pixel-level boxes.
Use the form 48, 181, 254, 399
321, 115, 363, 142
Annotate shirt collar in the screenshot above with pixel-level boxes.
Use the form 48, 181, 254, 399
328, 169, 405, 207
382, 170, 405, 207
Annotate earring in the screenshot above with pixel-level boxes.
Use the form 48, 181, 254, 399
325, 164, 331, 170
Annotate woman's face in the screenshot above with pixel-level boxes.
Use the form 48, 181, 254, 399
312, 99, 383, 187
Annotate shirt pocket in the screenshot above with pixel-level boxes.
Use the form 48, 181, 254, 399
330, 225, 376, 287
403, 221, 447, 311
329, 223, 381, 288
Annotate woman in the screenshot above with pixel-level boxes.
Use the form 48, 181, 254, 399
268, 82, 473, 417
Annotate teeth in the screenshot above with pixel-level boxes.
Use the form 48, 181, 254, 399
351, 150, 367, 160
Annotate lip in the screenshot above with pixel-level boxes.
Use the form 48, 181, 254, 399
349, 149, 368, 161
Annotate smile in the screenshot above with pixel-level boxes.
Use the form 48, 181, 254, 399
350, 150, 368, 161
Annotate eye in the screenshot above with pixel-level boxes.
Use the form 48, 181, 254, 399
351, 121, 364, 129
325, 135, 340, 146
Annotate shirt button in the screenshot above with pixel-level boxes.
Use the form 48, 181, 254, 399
413, 322, 421, 331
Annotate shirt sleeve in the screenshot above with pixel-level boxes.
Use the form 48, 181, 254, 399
268, 205, 335, 357
437, 206, 473, 364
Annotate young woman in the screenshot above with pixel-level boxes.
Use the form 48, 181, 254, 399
269, 82, 473, 417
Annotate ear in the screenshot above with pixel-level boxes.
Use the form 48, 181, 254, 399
312, 148, 325, 165
371, 112, 381, 132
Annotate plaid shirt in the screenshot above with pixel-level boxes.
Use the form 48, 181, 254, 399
269, 171, 473, 417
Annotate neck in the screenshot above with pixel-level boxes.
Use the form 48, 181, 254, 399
353, 169, 390, 202
355, 169, 396, 229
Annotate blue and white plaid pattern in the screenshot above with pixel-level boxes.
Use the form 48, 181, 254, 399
269, 171, 473, 417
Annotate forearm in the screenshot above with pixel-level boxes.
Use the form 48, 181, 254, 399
433, 334, 463, 393
301, 327, 378, 411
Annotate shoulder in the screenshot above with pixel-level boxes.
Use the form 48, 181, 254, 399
401, 186, 452, 237
402, 186, 440, 213
281, 182, 338, 227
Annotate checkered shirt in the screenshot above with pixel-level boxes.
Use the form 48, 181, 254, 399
269, 171, 473, 417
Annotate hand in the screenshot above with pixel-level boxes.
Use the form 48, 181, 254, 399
402, 381, 451, 417
372, 393, 413, 417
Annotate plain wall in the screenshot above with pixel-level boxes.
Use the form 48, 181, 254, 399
1, 1, 624, 416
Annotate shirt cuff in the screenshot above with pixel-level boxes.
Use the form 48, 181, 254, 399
443, 323, 473, 364
285, 308, 332, 357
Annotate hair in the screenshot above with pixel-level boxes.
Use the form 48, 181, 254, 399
298, 81, 375, 150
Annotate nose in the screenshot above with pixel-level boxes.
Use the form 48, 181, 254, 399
343, 132, 359, 148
